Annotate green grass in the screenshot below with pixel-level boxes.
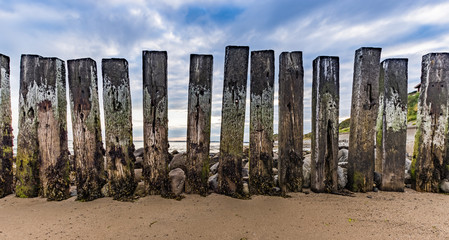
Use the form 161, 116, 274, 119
407, 91, 419, 123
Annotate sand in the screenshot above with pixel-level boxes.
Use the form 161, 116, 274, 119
0, 189, 447, 240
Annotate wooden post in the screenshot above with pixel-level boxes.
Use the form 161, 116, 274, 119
102, 58, 136, 200
142, 51, 170, 196
278, 51, 304, 194
68, 58, 105, 201
218, 46, 249, 197
413, 53, 449, 192
37, 57, 70, 200
0, 54, 13, 198
348, 47, 381, 192
186, 54, 213, 195
311, 56, 339, 193
16, 55, 41, 198
376, 59, 408, 192
249, 50, 275, 195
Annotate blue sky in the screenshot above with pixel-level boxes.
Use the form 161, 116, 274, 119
1, 0, 448, 142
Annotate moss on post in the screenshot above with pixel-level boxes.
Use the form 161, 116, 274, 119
377, 59, 408, 192
16, 55, 41, 198
68, 58, 105, 201
37, 58, 70, 201
218, 46, 249, 198
249, 50, 275, 195
0, 54, 13, 198
347, 47, 381, 192
186, 54, 213, 195
414, 53, 449, 192
142, 51, 170, 196
311, 56, 339, 193
102, 58, 136, 200
278, 51, 304, 194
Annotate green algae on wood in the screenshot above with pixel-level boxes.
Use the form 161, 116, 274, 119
376, 59, 408, 192
311, 56, 339, 193
102, 58, 136, 200
186, 54, 213, 195
347, 47, 381, 192
68, 58, 105, 201
249, 50, 275, 195
37, 58, 70, 200
16, 55, 41, 198
414, 53, 449, 192
278, 51, 304, 194
218, 46, 249, 198
142, 51, 170, 196
0, 54, 13, 198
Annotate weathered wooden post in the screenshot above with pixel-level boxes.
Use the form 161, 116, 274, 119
102, 58, 136, 200
142, 51, 170, 196
68, 58, 105, 201
16, 55, 41, 197
186, 54, 213, 195
0, 54, 13, 198
376, 59, 408, 192
311, 56, 339, 193
413, 53, 449, 192
37, 57, 70, 200
278, 51, 304, 194
249, 50, 275, 195
348, 47, 381, 192
218, 46, 249, 197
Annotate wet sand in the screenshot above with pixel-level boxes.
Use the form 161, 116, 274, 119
0, 189, 447, 240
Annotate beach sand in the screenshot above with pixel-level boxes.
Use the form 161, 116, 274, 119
0, 189, 447, 240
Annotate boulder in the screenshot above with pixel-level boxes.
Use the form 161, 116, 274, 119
210, 152, 220, 167
405, 158, 412, 173
302, 154, 311, 188
338, 149, 348, 162
440, 179, 449, 193
404, 171, 412, 184
337, 166, 347, 189
374, 171, 382, 188
134, 147, 144, 158
338, 161, 348, 169
134, 181, 146, 197
169, 168, 186, 196
134, 168, 142, 183
208, 173, 218, 192
169, 153, 187, 172
272, 168, 278, 175
210, 162, 219, 175
242, 162, 249, 178
134, 157, 143, 169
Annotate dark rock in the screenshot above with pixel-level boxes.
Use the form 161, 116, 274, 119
374, 171, 382, 187
169, 168, 186, 196
171, 149, 179, 155
338, 161, 348, 169
373, 187, 378, 192
134, 147, 144, 158
209, 153, 219, 167
367, 195, 372, 199
134, 157, 143, 169
169, 153, 187, 172
404, 171, 412, 184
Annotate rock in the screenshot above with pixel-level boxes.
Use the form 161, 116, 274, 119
210, 162, 219, 175
243, 182, 249, 195
338, 161, 348, 169
70, 185, 77, 197
169, 153, 187, 172
404, 171, 412, 184
302, 154, 311, 188
243, 147, 249, 158
274, 175, 279, 186
171, 149, 179, 155
440, 179, 449, 193
242, 162, 249, 178
134, 181, 146, 197
272, 187, 281, 195
134, 157, 143, 169
134, 147, 144, 158
405, 184, 411, 188
242, 158, 249, 166
405, 158, 412, 172
208, 173, 218, 192
374, 171, 382, 187
101, 183, 111, 197
134, 168, 142, 183
337, 166, 347, 189
272, 168, 278, 175
338, 149, 348, 162
373, 187, 378, 192
169, 168, 186, 196
210, 152, 219, 167
273, 153, 279, 167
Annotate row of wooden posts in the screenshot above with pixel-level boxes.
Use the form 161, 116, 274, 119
0, 46, 447, 201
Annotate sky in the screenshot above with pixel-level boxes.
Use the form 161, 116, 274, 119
1, 0, 449, 143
